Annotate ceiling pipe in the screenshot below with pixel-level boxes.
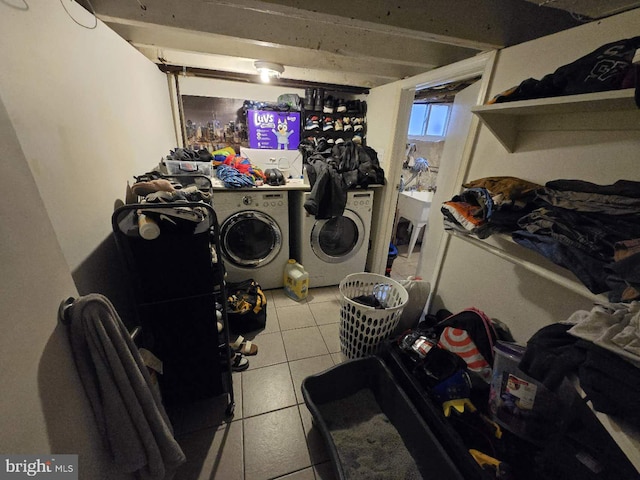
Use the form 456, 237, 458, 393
157, 64, 370, 95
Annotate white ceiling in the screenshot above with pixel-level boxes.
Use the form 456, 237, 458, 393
86, 0, 640, 88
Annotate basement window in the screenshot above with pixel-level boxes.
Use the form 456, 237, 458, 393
408, 103, 451, 140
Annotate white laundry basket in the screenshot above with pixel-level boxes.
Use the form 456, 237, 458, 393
339, 273, 409, 359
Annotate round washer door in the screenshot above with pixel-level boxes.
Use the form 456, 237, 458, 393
310, 209, 365, 263
221, 211, 282, 267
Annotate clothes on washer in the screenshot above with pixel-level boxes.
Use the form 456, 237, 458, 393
300, 139, 384, 219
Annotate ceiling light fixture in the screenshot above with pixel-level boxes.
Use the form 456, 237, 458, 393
254, 61, 284, 83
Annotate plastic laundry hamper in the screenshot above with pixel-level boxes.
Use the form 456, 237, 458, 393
339, 273, 408, 359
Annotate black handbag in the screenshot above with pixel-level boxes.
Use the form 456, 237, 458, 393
226, 279, 267, 334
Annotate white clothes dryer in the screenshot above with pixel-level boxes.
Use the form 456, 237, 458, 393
214, 190, 289, 290
291, 190, 373, 288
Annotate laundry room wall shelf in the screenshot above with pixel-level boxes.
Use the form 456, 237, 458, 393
471, 88, 639, 152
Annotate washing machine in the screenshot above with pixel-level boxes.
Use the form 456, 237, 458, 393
214, 190, 289, 290
291, 190, 374, 288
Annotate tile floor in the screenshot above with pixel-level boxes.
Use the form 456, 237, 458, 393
169, 245, 420, 480
389, 243, 421, 283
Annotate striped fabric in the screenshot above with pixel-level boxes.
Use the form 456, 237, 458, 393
438, 326, 492, 381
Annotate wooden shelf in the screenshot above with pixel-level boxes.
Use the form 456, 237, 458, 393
572, 377, 640, 472
471, 89, 639, 152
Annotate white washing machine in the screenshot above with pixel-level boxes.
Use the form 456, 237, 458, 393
291, 190, 374, 288
214, 190, 289, 290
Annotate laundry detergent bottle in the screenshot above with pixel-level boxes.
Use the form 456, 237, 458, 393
284, 259, 309, 302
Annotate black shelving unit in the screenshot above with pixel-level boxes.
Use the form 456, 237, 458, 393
302, 100, 367, 145
112, 185, 235, 414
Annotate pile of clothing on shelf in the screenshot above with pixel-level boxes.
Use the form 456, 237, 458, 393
442, 176, 541, 239
488, 36, 640, 106
243, 93, 302, 112
520, 300, 640, 428
442, 177, 640, 301
299, 138, 385, 219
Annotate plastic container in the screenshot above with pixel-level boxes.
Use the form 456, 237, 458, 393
338, 273, 408, 359
488, 341, 574, 445
138, 213, 160, 240
302, 356, 464, 480
283, 259, 309, 301
163, 159, 212, 176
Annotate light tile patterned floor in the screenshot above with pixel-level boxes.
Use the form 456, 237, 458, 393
169, 246, 421, 480
170, 285, 345, 480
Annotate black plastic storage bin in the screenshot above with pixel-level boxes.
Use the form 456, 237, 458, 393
302, 356, 465, 480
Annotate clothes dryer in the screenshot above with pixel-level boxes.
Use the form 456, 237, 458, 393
214, 190, 289, 290
291, 190, 373, 288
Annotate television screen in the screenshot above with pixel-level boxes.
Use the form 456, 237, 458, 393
247, 110, 301, 150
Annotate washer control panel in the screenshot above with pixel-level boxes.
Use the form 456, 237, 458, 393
215, 191, 287, 211
347, 191, 373, 212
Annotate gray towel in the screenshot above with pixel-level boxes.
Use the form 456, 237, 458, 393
67, 293, 185, 479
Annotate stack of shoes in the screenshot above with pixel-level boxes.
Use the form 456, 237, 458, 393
322, 116, 334, 131
216, 312, 253, 372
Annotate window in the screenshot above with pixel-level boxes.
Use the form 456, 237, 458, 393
408, 103, 451, 139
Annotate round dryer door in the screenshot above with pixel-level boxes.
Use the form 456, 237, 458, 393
310, 209, 365, 263
221, 211, 282, 267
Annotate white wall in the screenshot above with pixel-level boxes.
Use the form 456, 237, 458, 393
0, 1, 176, 272
432, 8, 640, 342
0, 96, 130, 478
0, 2, 175, 475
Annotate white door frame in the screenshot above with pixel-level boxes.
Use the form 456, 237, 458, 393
369, 51, 497, 279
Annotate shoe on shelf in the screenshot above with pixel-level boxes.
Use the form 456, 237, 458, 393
322, 116, 334, 131
305, 115, 320, 130
131, 179, 176, 197
327, 138, 335, 145
334, 118, 343, 131
304, 87, 315, 110
336, 98, 347, 113
343, 116, 352, 131
314, 88, 324, 111
335, 137, 345, 145
353, 133, 365, 144
323, 95, 335, 114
